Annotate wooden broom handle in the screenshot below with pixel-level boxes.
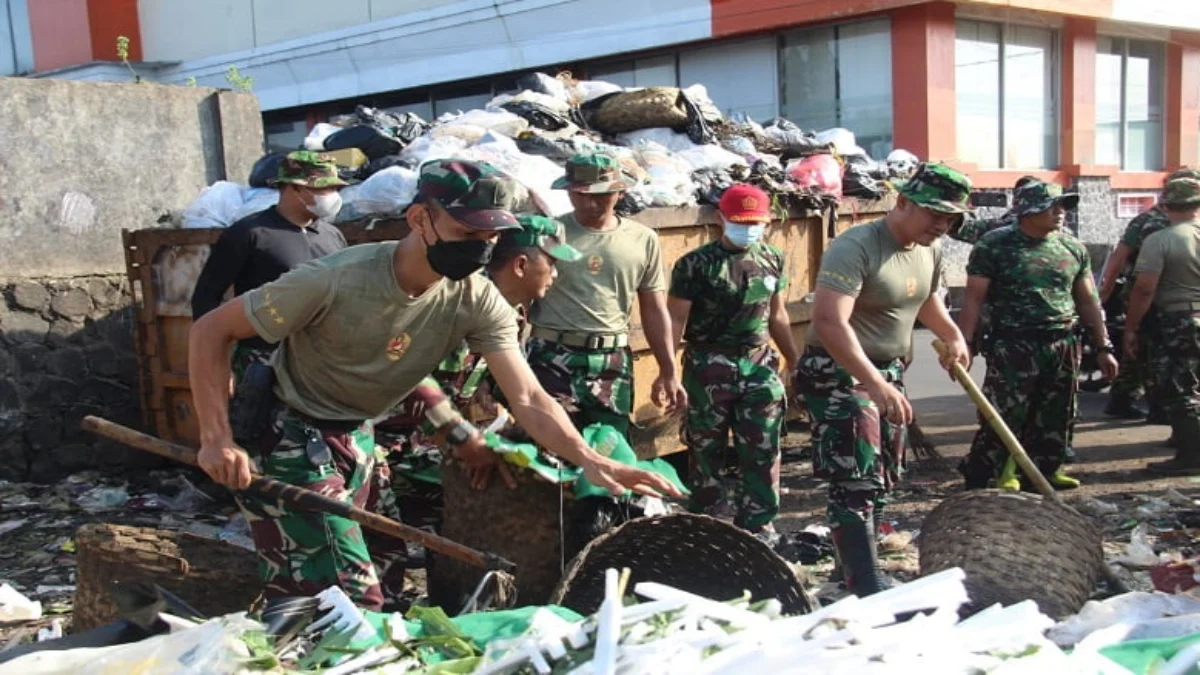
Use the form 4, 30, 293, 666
930, 340, 1058, 502
81, 415, 516, 573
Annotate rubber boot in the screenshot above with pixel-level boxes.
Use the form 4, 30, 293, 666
1049, 470, 1081, 490
830, 516, 887, 597
1105, 394, 1148, 419
1148, 415, 1200, 476
996, 457, 1021, 491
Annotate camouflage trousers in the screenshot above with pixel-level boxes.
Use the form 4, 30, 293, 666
236, 405, 406, 611
682, 345, 785, 532
1150, 311, 1200, 418
1108, 293, 1158, 401
960, 333, 1080, 487
526, 337, 633, 437
795, 347, 907, 529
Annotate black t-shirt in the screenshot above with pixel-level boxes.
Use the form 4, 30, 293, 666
191, 206, 347, 348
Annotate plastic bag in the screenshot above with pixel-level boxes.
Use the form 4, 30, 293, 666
1113, 523, 1163, 568
181, 181, 247, 229
616, 128, 698, 154
887, 148, 920, 178
339, 166, 418, 218
502, 99, 576, 132
516, 134, 582, 163
303, 122, 339, 151
400, 134, 470, 164
428, 123, 490, 145
814, 127, 862, 157
361, 154, 416, 178
676, 144, 747, 172
787, 154, 843, 199
515, 72, 571, 102
570, 79, 624, 105
248, 151, 288, 187
231, 187, 280, 222
322, 125, 404, 160
437, 110, 529, 138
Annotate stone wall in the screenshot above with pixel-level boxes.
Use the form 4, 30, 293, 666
0, 276, 158, 482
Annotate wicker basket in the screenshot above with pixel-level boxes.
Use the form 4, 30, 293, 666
427, 461, 576, 612
918, 490, 1103, 619
589, 88, 690, 135
550, 513, 813, 616
73, 523, 261, 632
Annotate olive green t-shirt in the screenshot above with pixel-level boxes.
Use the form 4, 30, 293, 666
1136, 220, 1200, 309
806, 219, 942, 361
528, 214, 667, 334
244, 242, 518, 420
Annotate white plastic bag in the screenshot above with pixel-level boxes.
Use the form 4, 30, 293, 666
438, 110, 529, 138
231, 187, 280, 222
181, 181, 246, 229
303, 122, 340, 151
1112, 523, 1162, 568
339, 167, 418, 218
570, 79, 624, 105
814, 128, 861, 157
676, 145, 747, 172
400, 134, 470, 164
0, 583, 41, 621
616, 128, 698, 154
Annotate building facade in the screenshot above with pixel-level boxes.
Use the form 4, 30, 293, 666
5, 0, 1200, 278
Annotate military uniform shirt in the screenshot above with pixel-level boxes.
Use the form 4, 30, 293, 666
244, 242, 518, 420
951, 210, 1017, 245
1136, 220, 1200, 310
670, 241, 788, 348
967, 228, 1090, 333
1119, 207, 1172, 277
807, 219, 942, 362
528, 214, 666, 334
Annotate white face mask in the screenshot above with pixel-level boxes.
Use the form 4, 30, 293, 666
722, 218, 765, 248
306, 191, 343, 220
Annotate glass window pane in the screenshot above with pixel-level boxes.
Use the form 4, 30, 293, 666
634, 55, 677, 88
834, 19, 893, 157
956, 20, 1001, 168
781, 19, 893, 154
1095, 37, 1124, 167
590, 61, 636, 88
780, 26, 838, 131
1003, 25, 1056, 168
264, 118, 306, 152
1125, 39, 1165, 171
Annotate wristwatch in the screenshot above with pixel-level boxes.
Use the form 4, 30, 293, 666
442, 419, 475, 448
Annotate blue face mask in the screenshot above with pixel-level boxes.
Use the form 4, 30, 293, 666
723, 220, 765, 248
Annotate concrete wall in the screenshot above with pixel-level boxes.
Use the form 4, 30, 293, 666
0, 77, 264, 481
0, 78, 263, 278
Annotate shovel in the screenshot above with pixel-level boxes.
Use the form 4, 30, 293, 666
930, 340, 1129, 592
81, 415, 518, 609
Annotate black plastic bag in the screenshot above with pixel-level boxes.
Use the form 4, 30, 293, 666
346, 105, 430, 145
692, 168, 736, 206
248, 151, 289, 188
615, 191, 651, 216
501, 101, 574, 132
762, 117, 825, 157
322, 125, 404, 161
681, 90, 722, 146
361, 154, 417, 179
515, 72, 569, 100
843, 163, 886, 200
515, 135, 579, 163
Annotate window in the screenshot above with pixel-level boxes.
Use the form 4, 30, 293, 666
1095, 37, 1165, 171
433, 84, 493, 117
955, 20, 1058, 169
781, 19, 893, 158
264, 117, 307, 153
1117, 193, 1157, 218
590, 55, 678, 88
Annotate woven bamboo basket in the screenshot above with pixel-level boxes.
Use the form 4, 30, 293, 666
73, 523, 261, 632
589, 87, 690, 135
550, 513, 814, 616
427, 461, 577, 612
918, 489, 1103, 619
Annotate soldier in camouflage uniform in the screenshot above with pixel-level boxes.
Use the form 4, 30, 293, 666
667, 184, 799, 534
797, 163, 972, 596
1099, 168, 1200, 424
377, 214, 582, 487
958, 182, 1118, 491
948, 175, 1040, 245
187, 160, 677, 609
192, 151, 349, 382
1123, 177, 1200, 475
528, 154, 686, 438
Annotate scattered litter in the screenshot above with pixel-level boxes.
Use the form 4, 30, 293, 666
1078, 497, 1120, 516
35, 619, 63, 642
1151, 560, 1200, 594
880, 530, 914, 555
0, 519, 27, 535
75, 485, 129, 512
1113, 523, 1164, 569
0, 583, 42, 621
34, 585, 75, 596
1136, 497, 1173, 520
1165, 489, 1196, 508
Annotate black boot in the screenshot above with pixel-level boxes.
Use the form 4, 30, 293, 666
831, 516, 887, 597
1105, 394, 1147, 419
1148, 415, 1200, 476
1146, 402, 1171, 425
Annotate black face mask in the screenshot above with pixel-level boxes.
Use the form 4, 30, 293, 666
424, 219, 494, 281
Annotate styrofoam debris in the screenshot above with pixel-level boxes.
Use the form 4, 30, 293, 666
0, 582, 42, 621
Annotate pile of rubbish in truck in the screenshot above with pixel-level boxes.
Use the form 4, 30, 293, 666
5, 566, 1200, 673
181, 72, 921, 229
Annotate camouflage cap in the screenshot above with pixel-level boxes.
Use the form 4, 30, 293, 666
1161, 177, 1200, 208
1166, 167, 1200, 184
1011, 181, 1079, 218
416, 159, 521, 231
895, 163, 974, 215
551, 153, 638, 194
498, 214, 582, 262
274, 150, 348, 188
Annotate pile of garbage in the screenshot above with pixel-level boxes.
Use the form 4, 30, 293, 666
182, 72, 921, 229
6, 566, 1200, 673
